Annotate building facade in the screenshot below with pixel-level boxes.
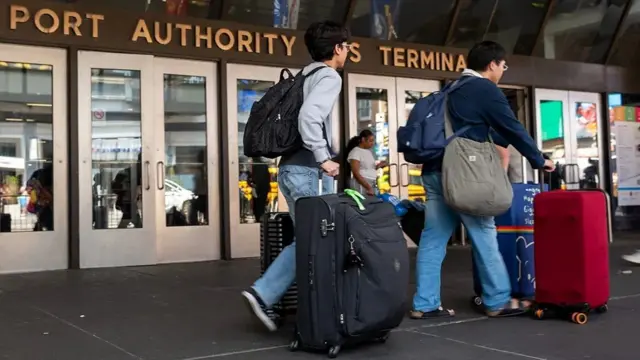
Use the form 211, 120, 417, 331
0, 0, 639, 273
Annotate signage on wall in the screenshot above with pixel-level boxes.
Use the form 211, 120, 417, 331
6, 4, 465, 73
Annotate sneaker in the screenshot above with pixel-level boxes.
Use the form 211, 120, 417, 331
241, 289, 277, 332
622, 250, 640, 265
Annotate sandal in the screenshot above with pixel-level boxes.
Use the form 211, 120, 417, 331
410, 306, 455, 320
486, 299, 529, 318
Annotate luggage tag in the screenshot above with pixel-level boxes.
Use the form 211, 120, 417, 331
344, 235, 364, 271
344, 189, 366, 211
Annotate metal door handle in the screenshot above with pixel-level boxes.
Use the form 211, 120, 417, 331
157, 161, 165, 190
389, 163, 399, 187
144, 161, 150, 191
400, 163, 409, 187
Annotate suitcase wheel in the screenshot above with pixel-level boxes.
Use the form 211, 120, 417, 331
472, 296, 483, 307
328, 345, 341, 358
288, 339, 299, 352
375, 332, 391, 343
596, 304, 608, 314
571, 312, 588, 325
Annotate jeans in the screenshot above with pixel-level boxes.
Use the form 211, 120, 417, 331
413, 172, 511, 312
252, 165, 334, 307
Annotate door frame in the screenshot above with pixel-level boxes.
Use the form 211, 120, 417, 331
394, 77, 440, 199
153, 58, 221, 263
347, 73, 399, 196
77, 51, 157, 268
0, 44, 68, 273
568, 91, 605, 190
535, 89, 604, 189
225, 64, 299, 259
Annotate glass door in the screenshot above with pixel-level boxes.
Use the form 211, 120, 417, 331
153, 58, 220, 263
347, 74, 398, 196
535, 89, 603, 190
226, 64, 299, 259
568, 91, 604, 190
77, 52, 157, 268
395, 78, 440, 201
0, 44, 68, 273
535, 89, 571, 189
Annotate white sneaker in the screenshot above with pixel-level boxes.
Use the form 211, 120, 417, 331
241, 290, 277, 332
622, 250, 640, 264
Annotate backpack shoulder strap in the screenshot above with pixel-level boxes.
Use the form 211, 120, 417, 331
445, 75, 478, 94
303, 65, 330, 78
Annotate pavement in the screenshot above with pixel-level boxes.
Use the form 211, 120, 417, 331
1, 235, 639, 360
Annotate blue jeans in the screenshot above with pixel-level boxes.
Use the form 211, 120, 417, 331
252, 165, 333, 307
413, 172, 511, 312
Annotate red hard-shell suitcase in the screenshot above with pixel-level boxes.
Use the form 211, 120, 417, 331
532, 165, 612, 325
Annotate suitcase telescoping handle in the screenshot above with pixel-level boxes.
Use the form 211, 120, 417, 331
318, 174, 339, 196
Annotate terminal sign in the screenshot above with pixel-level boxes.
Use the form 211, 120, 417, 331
6, 4, 461, 72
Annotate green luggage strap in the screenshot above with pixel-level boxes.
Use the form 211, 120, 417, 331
343, 189, 366, 211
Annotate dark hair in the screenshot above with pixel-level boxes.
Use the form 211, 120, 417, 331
345, 129, 374, 158
466, 41, 507, 72
304, 21, 349, 62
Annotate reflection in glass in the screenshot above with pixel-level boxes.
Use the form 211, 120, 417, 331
403, 90, 430, 201
90, 69, 143, 230
163, 74, 208, 227
607, 1, 640, 67
223, 0, 346, 29
574, 102, 600, 189
237, 79, 277, 224
0, 61, 54, 233
539, 100, 566, 190
355, 87, 389, 193
607, 92, 640, 231
533, 0, 628, 63
96, 0, 212, 18
350, 0, 455, 44
482, 0, 549, 55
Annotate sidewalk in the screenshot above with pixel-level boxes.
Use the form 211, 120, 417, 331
1, 238, 639, 360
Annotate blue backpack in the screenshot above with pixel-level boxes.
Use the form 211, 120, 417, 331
397, 76, 477, 164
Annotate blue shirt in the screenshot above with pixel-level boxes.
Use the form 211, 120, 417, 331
423, 76, 545, 172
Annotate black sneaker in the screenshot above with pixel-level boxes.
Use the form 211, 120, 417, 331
241, 288, 277, 332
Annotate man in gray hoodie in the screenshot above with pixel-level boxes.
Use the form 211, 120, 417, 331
241, 21, 351, 331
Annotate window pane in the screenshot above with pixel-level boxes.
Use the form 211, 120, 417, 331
355, 88, 389, 193
237, 79, 277, 224
222, 0, 347, 29
539, 100, 567, 189
574, 102, 600, 189
446, 0, 499, 48
0, 61, 53, 233
83, 0, 213, 18
91, 69, 143, 230
608, 93, 640, 232
484, 0, 549, 55
607, 0, 640, 67
403, 90, 429, 201
350, 0, 455, 44
163, 74, 208, 227
533, 0, 629, 63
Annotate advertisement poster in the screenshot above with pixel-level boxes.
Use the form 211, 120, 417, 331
274, 0, 299, 29
575, 102, 597, 139
370, 0, 400, 40
613, 110, 640, 206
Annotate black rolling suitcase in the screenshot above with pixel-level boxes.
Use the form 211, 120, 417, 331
290, 180, 409, 358
259, 212, 297, 325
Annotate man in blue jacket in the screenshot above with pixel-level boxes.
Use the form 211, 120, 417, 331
411, 41, 555, 319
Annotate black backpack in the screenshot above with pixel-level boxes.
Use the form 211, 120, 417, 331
243, 66, 326, 158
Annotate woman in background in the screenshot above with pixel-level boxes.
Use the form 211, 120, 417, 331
346, 130, 385, 195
